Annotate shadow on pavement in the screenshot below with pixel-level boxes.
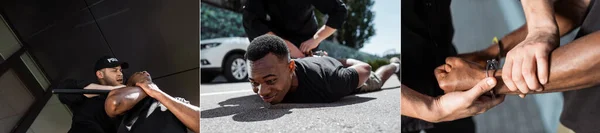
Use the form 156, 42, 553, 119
201, 94, 375, 122
382, 85, 401, 90
201, 81, 249, 85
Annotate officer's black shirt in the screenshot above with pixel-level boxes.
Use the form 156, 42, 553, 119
243, 0, 347, 46
57, 79, 120, 133
401, 0, 465, 132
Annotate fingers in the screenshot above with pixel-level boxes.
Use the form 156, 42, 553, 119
522, 54, 541, 90
536, 52, 550, 85
511, 56, 530, 94
519, 94, 526, 98
445, 57, 460, 66
435, 65, 450, 92
465, 77, 497, 101
300, 43, 307, 54
135, 82, 143, 87
434, 65, 448, 80
502, 57, 518, 92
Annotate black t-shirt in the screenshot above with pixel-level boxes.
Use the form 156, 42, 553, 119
57, 79, 120, 133
282, 56, 359, 103
401, 0, 465, 132
69, 95, 121, 133
243, 0, 347, 46
117, 97, 188, 133
560, 0, 600, 132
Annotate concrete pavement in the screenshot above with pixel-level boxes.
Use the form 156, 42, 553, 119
200, 75, 401, 133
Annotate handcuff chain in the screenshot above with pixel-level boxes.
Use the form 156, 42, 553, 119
485, 59, 499, 100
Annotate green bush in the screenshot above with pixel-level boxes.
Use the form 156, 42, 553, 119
367, 59, 390, 71
201, 3, 246, 39
318, 41, 384, 62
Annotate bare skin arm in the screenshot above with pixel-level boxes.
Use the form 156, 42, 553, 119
437, 31, 600, 94
299, 26, 337, 54
83, 83, 124, 98
104, 86, 148, 117
337, 58, 371, 88
495, 32, 600, 94
458, 0, 590, 96
460, 0, 590, 65
137, 83, 200, 133
402, 78, 505, 123
104, 71, 152, 117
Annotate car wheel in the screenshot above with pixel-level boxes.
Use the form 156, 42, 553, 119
223, 54, 248, 82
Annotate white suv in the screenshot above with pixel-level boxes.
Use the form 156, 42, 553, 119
201, 37, 250, 82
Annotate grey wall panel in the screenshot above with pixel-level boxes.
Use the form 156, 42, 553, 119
152, 69, 199, 106
1, 0, 199, 84
84, 0, 199, 78
0, 0, 114, 82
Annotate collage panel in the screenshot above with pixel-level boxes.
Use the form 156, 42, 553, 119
200, 0, 401, 132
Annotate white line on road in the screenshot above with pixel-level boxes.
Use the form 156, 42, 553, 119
200, 90, 252, 96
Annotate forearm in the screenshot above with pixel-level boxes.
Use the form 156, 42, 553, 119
481, 0, 586, 58
312, 26, 336, 42
401, 84, 441, 122
104, 87, 148, 117
522, 0, 558, 33
492, 31, 600, 94
83, 84, 124, 98
154, 91, 200, 133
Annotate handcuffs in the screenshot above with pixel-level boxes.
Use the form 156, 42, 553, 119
485, 59, 499, 100
485, 37, 503, 100
305, 50, 327, 57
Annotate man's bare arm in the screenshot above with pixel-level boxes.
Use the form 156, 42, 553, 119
487, 31, 600, 94
402, 78, 504, 123
152, 90, 200, 133
83, 83, 124, 98
136, 83, 199, 133
401, 84, 438, 122
337, 58, 371, 88
104, 87, 148, 118
463, 0, 590, 64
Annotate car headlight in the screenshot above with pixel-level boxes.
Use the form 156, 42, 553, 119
201, 43, 221, 50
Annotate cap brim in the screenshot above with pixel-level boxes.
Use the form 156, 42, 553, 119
106, 62, 129, 69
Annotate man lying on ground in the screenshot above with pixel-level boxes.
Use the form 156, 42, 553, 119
246, 35, 401, 104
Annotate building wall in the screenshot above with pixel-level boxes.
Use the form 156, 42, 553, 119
0, 0, 199, 106
0, 0, 199, 132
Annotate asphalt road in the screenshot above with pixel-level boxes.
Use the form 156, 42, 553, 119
200, 75, 401, 133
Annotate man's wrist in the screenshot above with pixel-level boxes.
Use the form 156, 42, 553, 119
312, 34, 325, 42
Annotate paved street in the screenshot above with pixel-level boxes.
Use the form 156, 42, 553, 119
200, 75, 401, 133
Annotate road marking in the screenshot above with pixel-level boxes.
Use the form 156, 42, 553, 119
200, 90, 251, 96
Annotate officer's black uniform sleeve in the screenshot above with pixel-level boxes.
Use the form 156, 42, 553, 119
312, 0, 348, 29
243, 0, 270, 42
57, 79, 92, 107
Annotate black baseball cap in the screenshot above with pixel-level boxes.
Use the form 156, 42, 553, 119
94, 56, 129, 71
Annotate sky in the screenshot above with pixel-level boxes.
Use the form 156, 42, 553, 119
358, 0, 401, 56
